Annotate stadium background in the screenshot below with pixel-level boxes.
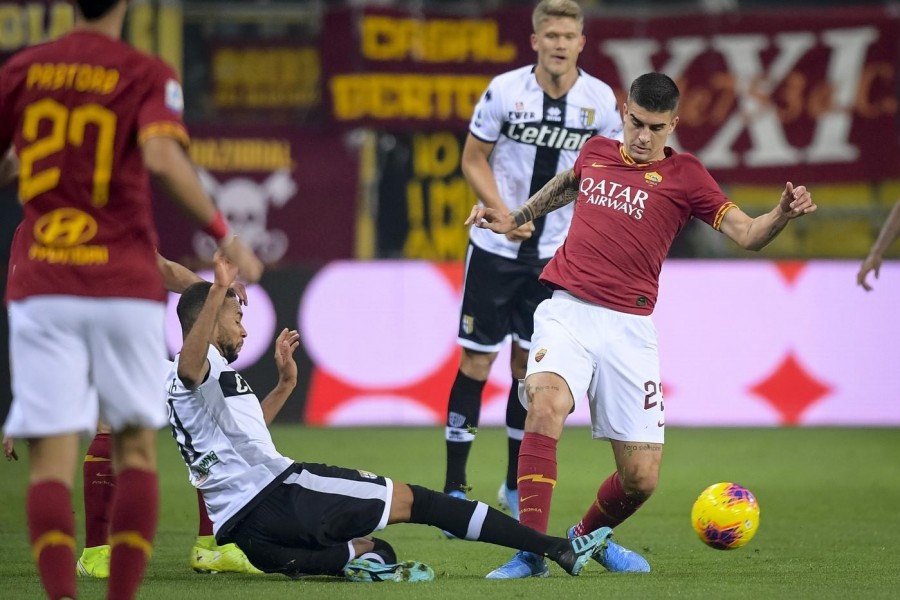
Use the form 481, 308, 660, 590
1, 0, 899, 428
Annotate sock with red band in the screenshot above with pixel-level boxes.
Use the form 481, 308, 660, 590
108, 469, 158, 600
571, 471, 647, 536
83, 432, 114, 548
28, 481, 77, 600
516, 432, 558, 533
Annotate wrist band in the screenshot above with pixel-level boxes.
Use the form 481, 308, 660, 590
202, 211, 230, 241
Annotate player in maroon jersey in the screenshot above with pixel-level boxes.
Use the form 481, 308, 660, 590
468, 72, 816, 579
0, 1, 262, 598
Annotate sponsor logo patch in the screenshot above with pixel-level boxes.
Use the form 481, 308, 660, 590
461, 315, 474, 335
580, 107, 596, 128
535, 348, 547, 362
165, 79, 184, 114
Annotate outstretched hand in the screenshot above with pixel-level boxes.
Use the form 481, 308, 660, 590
857, 255, 881, 292
464, 205, 518, 234
212, 250, 238, 289
3, 436, 18, 461
273, 328, 300, 386
219, 236, 264, 284
779, 182, 817, 219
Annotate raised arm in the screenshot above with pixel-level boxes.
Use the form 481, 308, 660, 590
142, 137, 264, 283
461, 134, 534, 241
157, 252, 203, 293
465, 169, 579, 234
857, 200, 900, 291
259, 328, 300, 425
719, 182, 816, 251
177, 252, 236, 389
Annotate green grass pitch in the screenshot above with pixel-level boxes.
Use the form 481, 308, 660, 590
1, 426, 898, 599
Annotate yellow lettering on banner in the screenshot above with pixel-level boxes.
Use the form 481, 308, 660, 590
402, 133, 474, 260
330, 74, 490, 122
213, 47, 320, 109
413, 132, 459, 178
189, 139, 293, 172
361, 15, 516, 63
0, 2, 72, 51
857, 63, 898, 118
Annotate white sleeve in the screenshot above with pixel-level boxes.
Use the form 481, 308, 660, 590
597, 91, 624, 142
469, 77, 505, 143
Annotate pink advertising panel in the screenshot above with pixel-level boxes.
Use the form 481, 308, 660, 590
298, 260, 900, 427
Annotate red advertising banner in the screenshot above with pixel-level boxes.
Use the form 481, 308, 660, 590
322, 5, 900, 184
153, 125, 360, 266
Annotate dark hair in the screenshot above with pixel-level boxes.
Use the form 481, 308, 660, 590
628, 72, 680, 113
177, 281, 238, 334
76, 0, 120, 20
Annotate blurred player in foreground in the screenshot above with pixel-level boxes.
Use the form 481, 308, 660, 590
472, 72, 817, 579
858, 200, 900, 291
0, 1, 262, 598
166, 253, 634, 582
4, 256, 260, 577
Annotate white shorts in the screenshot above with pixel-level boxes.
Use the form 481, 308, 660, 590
4, 296, 169, 438
524, 291, 665, 444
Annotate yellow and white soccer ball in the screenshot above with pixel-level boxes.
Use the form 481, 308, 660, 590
691, 482, 760, 550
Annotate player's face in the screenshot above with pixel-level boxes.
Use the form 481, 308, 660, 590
215, 296, 246, 364
622, 101, 678, 163
531, 17, 585, 79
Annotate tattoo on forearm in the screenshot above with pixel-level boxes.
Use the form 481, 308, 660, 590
511, 170, 579, 227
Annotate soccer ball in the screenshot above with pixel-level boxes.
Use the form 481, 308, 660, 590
691, 482, 760, 550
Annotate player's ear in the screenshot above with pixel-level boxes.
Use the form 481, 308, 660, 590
669, 115, 679, 133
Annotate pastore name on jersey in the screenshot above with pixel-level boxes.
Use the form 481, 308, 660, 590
502, 122, 593, 151
579, 176, 648, 220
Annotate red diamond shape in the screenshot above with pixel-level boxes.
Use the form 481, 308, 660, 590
748, 352, 832, 424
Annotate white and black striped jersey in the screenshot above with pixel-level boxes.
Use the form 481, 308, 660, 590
166, 345, 293, 536
469, 65, 623, 262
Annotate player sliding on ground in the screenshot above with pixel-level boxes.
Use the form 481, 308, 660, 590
165, 252, 640, 581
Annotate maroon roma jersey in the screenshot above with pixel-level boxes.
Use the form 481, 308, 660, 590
0, 30, 190, 302
540, 136, 735, 315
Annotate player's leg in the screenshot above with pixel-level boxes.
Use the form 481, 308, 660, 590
107, 427, 158, 597
488, 293, 596, 578
26, 435, 81, 599
445, 348, 495, 496
226, 464, 433, 581
498, 263, 552, 518
567, 306, 662, 573
77, 425, 114, 579
497, 364, 526, 518
444, 245, 513, 498
191, 489, 261, 574
90, 298, 167, 599
389, 482, 617, 578
5, 297, 98, 599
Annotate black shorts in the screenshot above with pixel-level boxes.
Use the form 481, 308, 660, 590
459, 243, 551, 351
227, 462, 392, 576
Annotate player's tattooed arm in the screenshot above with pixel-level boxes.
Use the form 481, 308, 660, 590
511, 169, 579, 227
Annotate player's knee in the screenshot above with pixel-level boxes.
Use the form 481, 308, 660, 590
620, 470, 659, 499
460, 349, 496, 380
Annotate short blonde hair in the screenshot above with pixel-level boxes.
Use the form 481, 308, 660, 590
532, 0, 584, 32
